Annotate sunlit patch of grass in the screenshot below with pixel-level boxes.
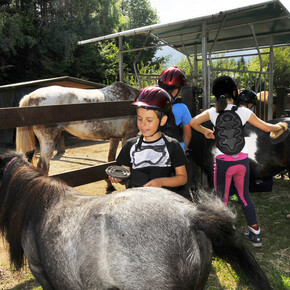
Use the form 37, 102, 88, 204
205, 177, 290, 289
281, 274, 290, 288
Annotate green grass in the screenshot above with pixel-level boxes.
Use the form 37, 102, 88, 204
205, 177, 290, 289
1, 177, 289, 289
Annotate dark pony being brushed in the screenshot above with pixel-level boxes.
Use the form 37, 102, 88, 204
0, 150, 272, 289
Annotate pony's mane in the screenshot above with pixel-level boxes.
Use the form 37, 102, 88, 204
0, 153, 68, 269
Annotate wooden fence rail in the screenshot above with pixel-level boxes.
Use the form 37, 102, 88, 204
0, 101, 135, 129
0, 101, 135, 187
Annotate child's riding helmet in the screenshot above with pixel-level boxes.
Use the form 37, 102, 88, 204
158, 66, 187, 93
212, 76, 238, 100
237, 90, 257, 106
132, 86, 173, 113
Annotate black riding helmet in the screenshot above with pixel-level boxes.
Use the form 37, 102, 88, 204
237, 90, 257, 107
212, 76, 238, 101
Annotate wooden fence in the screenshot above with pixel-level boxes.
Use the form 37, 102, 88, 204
0, 101, 135, 187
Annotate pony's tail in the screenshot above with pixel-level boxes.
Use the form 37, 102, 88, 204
16, 94, 37, 166
194, 192, 272, 289
16, 127, 37, 166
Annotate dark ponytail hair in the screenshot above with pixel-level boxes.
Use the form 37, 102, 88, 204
216, 95, 228, 113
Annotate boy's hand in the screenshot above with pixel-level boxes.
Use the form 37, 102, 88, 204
108, 176, 122, 183
144, 178, 163, 188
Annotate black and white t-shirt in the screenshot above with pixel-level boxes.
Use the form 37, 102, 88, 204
117, 134, 186, 190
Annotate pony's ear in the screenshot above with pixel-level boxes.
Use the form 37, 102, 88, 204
25, 149, 35, 163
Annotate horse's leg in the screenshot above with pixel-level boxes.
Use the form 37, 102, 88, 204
56, 133, 65, 154
29, 263, 54, 290
23, 234, 54, 289
34, 126, 62, 174
105, 137, 121, 193
194, 230, 213, 289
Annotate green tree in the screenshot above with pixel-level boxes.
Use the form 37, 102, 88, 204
118, 0, 166, 76
0, 0, 121, 84
247, 47, 290, 92
0, 0, 165, 85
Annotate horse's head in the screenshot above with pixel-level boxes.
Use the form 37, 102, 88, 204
0, 150, 21, 180
0, 148, 61, 270
0, 149, 35, 180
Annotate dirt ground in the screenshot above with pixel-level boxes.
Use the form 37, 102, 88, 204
0, 135, 125, 268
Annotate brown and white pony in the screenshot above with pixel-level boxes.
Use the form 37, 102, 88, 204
16, 82, 139, 192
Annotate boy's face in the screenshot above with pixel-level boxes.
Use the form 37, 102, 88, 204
137, 107, 167, 139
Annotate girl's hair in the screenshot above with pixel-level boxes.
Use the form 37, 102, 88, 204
216, 95, 228, 113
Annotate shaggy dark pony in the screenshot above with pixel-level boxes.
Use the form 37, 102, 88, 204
0, 150, 272, 289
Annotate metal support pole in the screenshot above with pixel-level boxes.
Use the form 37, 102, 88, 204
268, 37, 274, 120
118, 36, 124, 82
250, 24, 263, 92
194, 46, 198, 86
202, 20, 208, 109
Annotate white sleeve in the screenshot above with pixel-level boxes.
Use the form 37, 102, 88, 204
207, 107, 218, 126
238, 107, 252, 125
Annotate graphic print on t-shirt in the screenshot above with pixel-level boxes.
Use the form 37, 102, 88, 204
131, 137, 171, 169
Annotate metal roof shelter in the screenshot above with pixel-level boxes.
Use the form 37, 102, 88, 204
79, 0, 290, 118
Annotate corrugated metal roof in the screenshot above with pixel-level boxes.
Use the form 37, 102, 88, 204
78, 0, 290, 55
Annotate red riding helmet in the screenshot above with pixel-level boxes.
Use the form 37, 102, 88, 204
132, 86, 172, 113
158, 66, 187, 91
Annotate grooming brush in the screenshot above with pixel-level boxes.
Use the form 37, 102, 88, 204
269, 122, 289, 144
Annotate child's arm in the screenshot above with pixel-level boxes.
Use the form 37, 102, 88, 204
190, 111, 215, 139
183, 124, 192, 151
108, 165, 130, 183
248, 113, 288, 132
144, 165, 187, 188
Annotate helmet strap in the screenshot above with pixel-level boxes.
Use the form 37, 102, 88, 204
136, 119, 162, 152
149, 118, 162, 137
172, 87, 181, 102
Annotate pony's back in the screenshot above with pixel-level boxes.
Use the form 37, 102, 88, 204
101, 188, 211, 289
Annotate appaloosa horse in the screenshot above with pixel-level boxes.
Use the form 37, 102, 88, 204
16, 82, 139, 192
0, 150, 271, 289
189, 118, 290, 191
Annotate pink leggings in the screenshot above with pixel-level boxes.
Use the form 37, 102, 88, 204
214, 156, 258, 225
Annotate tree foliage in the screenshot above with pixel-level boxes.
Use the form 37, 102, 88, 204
247, 47, 290, 90
0, 0, 163, 85
119, 0, 166, 77
175, 48, 289, 93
